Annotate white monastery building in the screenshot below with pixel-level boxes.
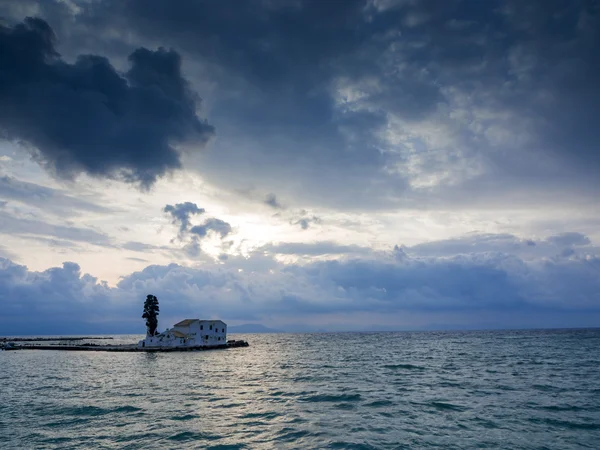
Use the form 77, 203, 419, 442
138, 319, 228, 349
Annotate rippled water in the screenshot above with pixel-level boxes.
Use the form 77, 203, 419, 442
1, 329, 599, 449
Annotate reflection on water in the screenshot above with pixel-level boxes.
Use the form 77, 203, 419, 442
1, 330, 599, 448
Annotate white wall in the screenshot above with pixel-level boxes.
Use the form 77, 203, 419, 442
186, 320, 227, 346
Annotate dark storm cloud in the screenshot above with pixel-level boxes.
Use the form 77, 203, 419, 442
91, 0, 367, 88
163, 202, 206, 233
1, 1, 599, 209
62, 0, 396, 206
66, 0, 598, 207
0, 18, 214, 187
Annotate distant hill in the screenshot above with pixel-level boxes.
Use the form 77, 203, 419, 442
228, 324, 282, 333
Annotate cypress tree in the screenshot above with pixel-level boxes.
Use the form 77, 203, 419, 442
142, 295, 160, 336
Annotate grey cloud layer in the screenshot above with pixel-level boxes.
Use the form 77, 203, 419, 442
0, 175, 112, 215
42, 0, 596, 209
1, 232, 599, 334
1, 1, 598, 208
0, 17, 214, 187
0, 210, 110, 246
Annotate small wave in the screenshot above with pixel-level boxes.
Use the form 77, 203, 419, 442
327, 442, 379, 449
56, 405, 111, 416
39, 437, 73, 445
528, 417, 600, 430
301, 393, 362, 403
424, 401, 468, 412
438, 381, 462, 388
218, 402, 245, 409
171, 414, 199, 421
292, 375, 320, 382
532, 384, 565, 392
207, 396, 230, 402
471, 417, 499, 429
113, 405, 142, 413
333, 402, 357, 410
365, 400, 394, 407
276, 427, 311, 442
206, 445, 247, 450
240, 411, 280, 419
54, 404, 143, 417
383, 364, 425, 371
45, 418, 90, 427
533, 405, 586, 412
168, 431, 218, 441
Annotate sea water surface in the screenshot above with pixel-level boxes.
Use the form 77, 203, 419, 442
1, 329, 599, 449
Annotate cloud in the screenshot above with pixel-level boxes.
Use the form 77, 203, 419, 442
0, 175, 111, 215
0, 210, 111, 246
127, 257, 149, 263
292, 214, 322, 230
407, 232, 598, 263
121, 241, 166, 252
0, 244, 18, 261
163, 202, 205, 233
409, 234, 535, 258
163, 201, 231, 241
0, 17, 214, 188
1, 234, 599, 334
546, 232, 591, 247
190, 218, 232, 239
261, 241, 371, 256
1, 2, 598, 211
62, 0, 597, 210
162, 202, 233, 258
0, 257, 131, 334
264, 193, 283, 209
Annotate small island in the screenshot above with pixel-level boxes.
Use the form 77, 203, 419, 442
2, 294, 249, 352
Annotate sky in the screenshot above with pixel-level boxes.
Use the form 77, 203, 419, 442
0, 0, 599, 335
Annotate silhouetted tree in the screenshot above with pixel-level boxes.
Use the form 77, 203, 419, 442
142, 295, 160, 336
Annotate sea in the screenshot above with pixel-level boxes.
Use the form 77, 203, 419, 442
1, 329, 599, 449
